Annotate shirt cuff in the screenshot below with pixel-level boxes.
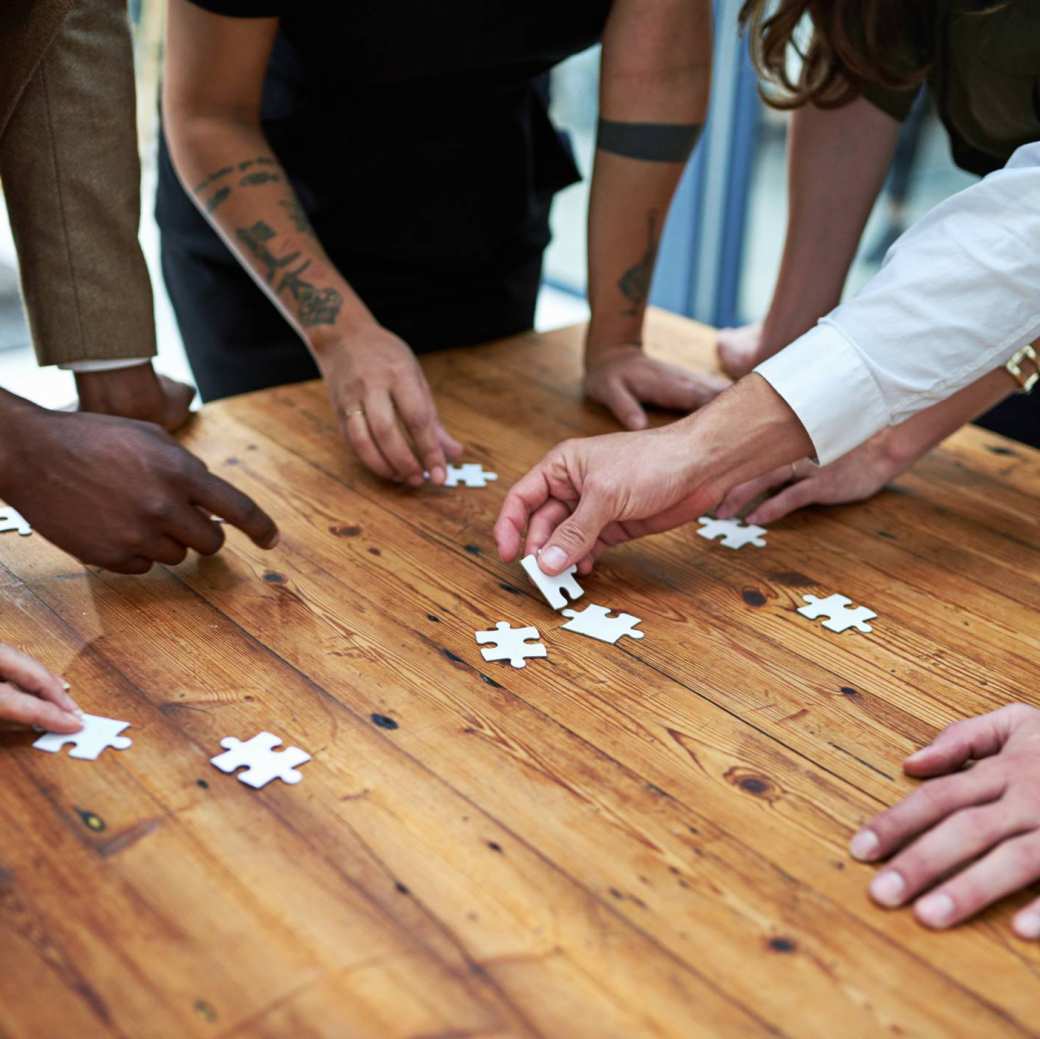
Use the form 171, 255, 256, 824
753, 322, 891, 466
59, 358, 151, 373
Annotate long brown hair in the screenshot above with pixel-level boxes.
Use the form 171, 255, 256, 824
738, 1, 996, 110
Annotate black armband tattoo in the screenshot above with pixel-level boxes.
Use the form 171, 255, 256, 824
596, 120, 703, 163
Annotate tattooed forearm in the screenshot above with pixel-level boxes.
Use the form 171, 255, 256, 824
192, 165, 233, 193
239, 171, 282, 187
279, 196, 312, 234
597, 120, 703, 163
236, 220, 342, 327
618, 211, 659, 316
205, 186, 232, 213
238, 156, 278, 171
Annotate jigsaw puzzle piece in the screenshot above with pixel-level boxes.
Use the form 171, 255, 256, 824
521, 554, 585, 610
210, 732, 311, 789
475, 621, 547, 668
696, 516, 766, 550
33, 714, 133, 760
561, 604, 644, 645
0, 506, 32, 537
798, 593, 876, 634
444, 464, 498, 488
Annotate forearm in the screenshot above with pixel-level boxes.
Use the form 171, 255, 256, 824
0, 389, 36, 499
586, 0, 710, 354
885, 368, 1018, 468
758, 97, 900, 356
163, 113, 371, 363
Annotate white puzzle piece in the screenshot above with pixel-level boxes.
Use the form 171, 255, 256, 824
798, 593, 876, 634
444, 464, 498, 488
561, 604, 644, 645
33, 714, 133, 760
0, 506, 31, 537
696, 516, 766, 550
210, 732, 311, 789
475, 621, 547, 668
521, 553, 585, 611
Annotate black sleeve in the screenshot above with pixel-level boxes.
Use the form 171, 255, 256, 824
183, 0, 282, 16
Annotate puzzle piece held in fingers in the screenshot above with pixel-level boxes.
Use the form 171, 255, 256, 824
521, 554, 584, 610
475, 621, 547, 668
798, 593, 876, 634
33, 714, 133, 760
445, 464, 498, 488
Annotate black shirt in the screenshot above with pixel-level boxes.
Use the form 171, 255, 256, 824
158, 2, 611, 271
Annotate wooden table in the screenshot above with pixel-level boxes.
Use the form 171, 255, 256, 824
2, 310, 1039, 1038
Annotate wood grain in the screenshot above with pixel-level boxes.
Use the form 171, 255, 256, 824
1, 309, 1037, 1038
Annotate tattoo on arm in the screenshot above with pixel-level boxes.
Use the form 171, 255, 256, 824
618, 211, 659, 316
279, 196, 312, 234
597, 120, 703, 163
192, 165, 233, 193
236, 220, 342, 327
205, 186, 232, 213
239, 171, 282, 187
238, 156, 278, 171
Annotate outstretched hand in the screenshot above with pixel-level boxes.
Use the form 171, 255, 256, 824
851, 704, 1040, 939
584, 345, 730, 431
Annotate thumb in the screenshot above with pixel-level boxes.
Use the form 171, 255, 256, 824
538, 493, 614, 574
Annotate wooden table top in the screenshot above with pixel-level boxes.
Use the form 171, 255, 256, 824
2, 309, 1039, 1038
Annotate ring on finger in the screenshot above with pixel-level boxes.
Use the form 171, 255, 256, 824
343, 405, 366, 419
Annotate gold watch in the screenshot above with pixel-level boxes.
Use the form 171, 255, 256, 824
1006, 343, 1039, 394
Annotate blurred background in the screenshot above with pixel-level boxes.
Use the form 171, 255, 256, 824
0, 0, 975, 409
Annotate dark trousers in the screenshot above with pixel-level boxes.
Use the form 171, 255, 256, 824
974, 394, 1038, 448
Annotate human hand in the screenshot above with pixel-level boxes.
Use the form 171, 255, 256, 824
494, 420, 715, 575
0, 644, 82, 733
0, 401, 279, 574
76, 363, 196, 433
319, 322, 462, 486
494, 375, 812, 575
716, 322, 763, 380
584, 344, 730, 430
714, 429, 904, 525
850, 704, 1040, 939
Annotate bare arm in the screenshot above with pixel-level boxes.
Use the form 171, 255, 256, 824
162, 1, 462, 486
719, 96, 901, 376
583, 0, 728, 429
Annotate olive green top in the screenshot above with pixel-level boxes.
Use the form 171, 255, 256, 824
863, 0, 1040, 175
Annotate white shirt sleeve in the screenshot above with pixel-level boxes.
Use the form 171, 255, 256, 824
59, 358, 150, 373
755, 141, 1040, 465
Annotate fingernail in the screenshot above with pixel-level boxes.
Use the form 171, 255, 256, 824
905, 748, 929, 765
1014, 911, 1040, 939
266, 531, 281, 549
916, 892, 955, 929
870, 871, 906, 907
540, 546, 567, 572
62, 680, 71, 691
849, 829, 880, 861
432, 467, 445, 485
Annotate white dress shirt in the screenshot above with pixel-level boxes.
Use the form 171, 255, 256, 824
755, 141, 1040, 465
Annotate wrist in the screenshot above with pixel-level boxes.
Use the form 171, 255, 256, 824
0, 391, 42, 500
585, 315, 645, 362
76, 364, 163, 423
681, 374, 814, 497
305, 300, 377, 362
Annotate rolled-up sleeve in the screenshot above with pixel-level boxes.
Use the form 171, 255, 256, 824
755, 141, 1040, 464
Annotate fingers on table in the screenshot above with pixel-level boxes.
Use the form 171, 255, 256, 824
392, 383, 446, 484
192, 471, 280, 550
0, 682, 82, 733
903, 706, 1020, 778
853, 767, 1007, 864
598, 376, 647, 431
715, 465, 790, 519
0, 644, 68, 703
